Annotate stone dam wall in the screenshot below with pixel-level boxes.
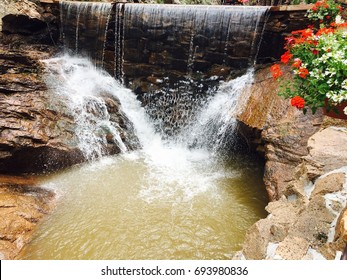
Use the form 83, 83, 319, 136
39, 2, 313, 93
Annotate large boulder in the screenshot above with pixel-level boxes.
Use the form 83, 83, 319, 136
1, 0, 59, 45
304, 127, 347, 176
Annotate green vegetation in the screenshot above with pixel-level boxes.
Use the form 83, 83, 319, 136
270, 0, 347, 115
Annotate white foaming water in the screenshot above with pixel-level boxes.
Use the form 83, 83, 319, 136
43, 55, 255, 200
180, 70, 254, 152
139, 71, 254, 202
43, 55, 129, 160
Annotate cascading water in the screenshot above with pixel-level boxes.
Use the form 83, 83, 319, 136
42, 55, 139, 160
58, 3, 269, 136
122, 4, 269, 135
179, 70, 254, 153
60, 1, 112, 67
123, 4, 269, 68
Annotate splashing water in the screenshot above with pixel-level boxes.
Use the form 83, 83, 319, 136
180, 70, 254, 152
43, 55, 130, 160
19, 55, 267, 260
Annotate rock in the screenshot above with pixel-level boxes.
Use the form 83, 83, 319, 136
1, 0, 44, 33
242, 218, 272, 260
0, 176, 55, 260
335, 207, 347, 242
238, 66, 323, 200
266, 198, 301, 226
239, 123, 347, 260
275, 236, 309, 260
290, 195, 335, 245
1, 0, 59, 45
311, 172, 345, 198
305, 127, 347, 175
241, 163, 347, 260
0, 45, 82, 173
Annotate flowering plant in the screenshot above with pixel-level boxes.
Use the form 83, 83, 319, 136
270, 1, 347, 116
307, 0, 343, 24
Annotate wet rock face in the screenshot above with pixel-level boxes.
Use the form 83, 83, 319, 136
1, 0, 59, 45
238, 66, 323, 201
0, 176, 55, 260
0, 45, 83, 174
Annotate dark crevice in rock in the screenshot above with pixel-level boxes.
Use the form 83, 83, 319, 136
18, 214, 40, 224
2, 15, 46, 35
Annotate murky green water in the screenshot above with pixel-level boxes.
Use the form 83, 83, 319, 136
19, 149, 267, 260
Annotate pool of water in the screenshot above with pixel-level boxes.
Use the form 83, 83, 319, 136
19, 148, 267, 260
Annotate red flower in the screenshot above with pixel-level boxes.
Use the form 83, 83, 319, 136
326, 15, 331, 19
290, 96, 305, 109
312, 6, 318, 12
270, 64, 283, 79
280, 51, 293, 64
298, 68, 309, 79
312, 49, 319, 55
316, 27, 335, 36
292, 58, 302, 68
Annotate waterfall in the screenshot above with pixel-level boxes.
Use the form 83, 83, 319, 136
17, 4, 273, 260
32, 49, 263, 259
122, 4, 269, 135
59, 1, 112, 67
42, 52, 254, 161
179, 70, 254, 153
123, 4, 269, 68
42, 55, 139, 160
55, 3, 269, 156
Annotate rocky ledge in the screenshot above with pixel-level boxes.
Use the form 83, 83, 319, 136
0, 44, 85, 174
0, 175, 55, 260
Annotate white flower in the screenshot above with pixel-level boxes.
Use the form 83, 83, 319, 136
335, 15, 344, 24
344, 105, 347, 116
